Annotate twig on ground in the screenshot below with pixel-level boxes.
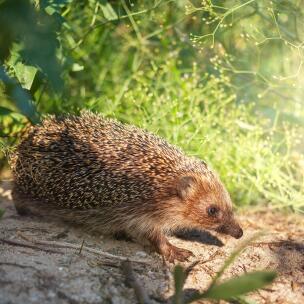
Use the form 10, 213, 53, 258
261, 287, 275, 292
199, 249, 222, 265
185, 260, 200, 277
0, 237, 62, 254
0, 262, 39, 270
89, 257, 143, 270
78, 239, 85, 254
122, 260, 152, 304
251, 241, 304, 252
240, 264, 248, 274
90, 260, 121, 269
256, 289, 269, 302
17, 232, 150, 264
201, 264, 214, 278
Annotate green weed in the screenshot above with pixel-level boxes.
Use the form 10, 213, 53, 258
172, 234, 276, 303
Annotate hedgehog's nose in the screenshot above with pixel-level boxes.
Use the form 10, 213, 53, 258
230, 223, 243, 239
234, 228, 243, 239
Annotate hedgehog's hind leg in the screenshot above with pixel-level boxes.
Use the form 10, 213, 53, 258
12, 184, 34, 216
113, 230, 133, 242
146, 230, 194, 263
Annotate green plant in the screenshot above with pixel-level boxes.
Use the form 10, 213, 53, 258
172, 234, 276, 303
0, 0, 68, 123
84, 59, 303, 211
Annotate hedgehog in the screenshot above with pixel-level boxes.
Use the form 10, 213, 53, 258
10, 111, 243, 262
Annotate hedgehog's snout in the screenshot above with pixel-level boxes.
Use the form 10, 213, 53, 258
216, 219, 243, 239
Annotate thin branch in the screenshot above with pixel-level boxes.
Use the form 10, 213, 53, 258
0, 262, 39, 271
0, 237, 62, 254
18, 232, 150, 264
70, 0, 174, 51
122, 260, 152, 304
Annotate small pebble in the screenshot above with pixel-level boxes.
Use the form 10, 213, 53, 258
135, 251, 147, 258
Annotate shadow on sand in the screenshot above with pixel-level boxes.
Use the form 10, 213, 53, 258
174, 228, 224, 247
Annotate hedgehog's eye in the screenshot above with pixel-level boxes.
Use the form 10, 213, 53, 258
207, 206, 219, 217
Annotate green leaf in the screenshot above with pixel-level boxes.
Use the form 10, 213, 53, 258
173, 265, 187, 304
0, 106, 13, 116
40, 0, 72, 10
233, 295, 258, 304
204, 271, 277, 300
19, 12, 64, 92
186, 271, 276, 302
0, 67, 40, 124
0, 0, 64, 92
210, 233, 264, 287
99, 0, 118, 20
14, 62, 37, 90
71, 63, 84, 72
0, 0, 18, 61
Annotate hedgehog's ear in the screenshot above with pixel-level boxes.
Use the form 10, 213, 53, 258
177, 176, 196, 199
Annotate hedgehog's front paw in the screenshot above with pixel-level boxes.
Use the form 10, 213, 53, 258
163, 243, 194, 263
147, 232, 194, 263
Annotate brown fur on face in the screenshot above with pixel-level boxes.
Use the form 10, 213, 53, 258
175, 173, 243, 239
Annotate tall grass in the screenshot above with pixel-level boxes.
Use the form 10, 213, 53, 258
78, 58, 303, 211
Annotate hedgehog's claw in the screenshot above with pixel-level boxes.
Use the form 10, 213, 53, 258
165, 243, 194, 263
148, 232, 194, 263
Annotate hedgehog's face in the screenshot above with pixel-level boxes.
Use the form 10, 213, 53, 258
176, 175, 243, 239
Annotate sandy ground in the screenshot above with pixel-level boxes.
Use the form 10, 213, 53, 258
0, 180, 303, 304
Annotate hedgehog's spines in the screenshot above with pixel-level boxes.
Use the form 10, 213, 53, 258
11, 111, 244, 262
10, 111, 223, 228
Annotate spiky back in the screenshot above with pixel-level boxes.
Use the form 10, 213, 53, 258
11, 112, 204, 210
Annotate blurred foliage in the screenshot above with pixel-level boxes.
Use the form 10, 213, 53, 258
0, 0, 303, 210
172, 234, 276, 303
0, 0, 64, 123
